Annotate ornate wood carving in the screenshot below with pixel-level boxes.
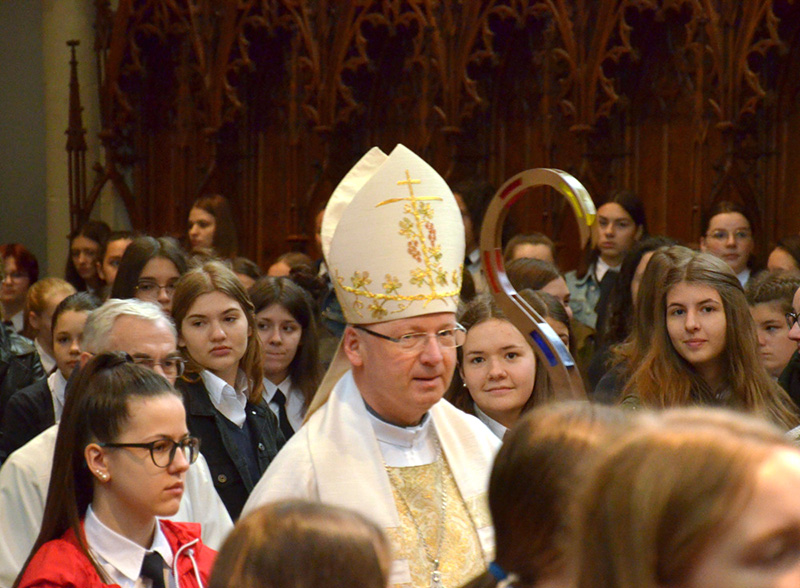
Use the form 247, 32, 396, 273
66, 40, 89, 233
68, 0, 800, 268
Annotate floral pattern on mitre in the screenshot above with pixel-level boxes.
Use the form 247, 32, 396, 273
333, 170, 463, 321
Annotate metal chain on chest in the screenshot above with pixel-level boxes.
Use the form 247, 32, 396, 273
385, 435, 447, 588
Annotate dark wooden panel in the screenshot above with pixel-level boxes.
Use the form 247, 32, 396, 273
63, 0, 800, 270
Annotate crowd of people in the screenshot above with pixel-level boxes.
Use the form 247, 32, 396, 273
1, 144, 800, 588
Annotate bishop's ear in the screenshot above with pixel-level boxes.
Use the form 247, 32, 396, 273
342, 326, 365, 367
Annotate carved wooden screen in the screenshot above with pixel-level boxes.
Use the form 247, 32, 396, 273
71, 0, 800, 268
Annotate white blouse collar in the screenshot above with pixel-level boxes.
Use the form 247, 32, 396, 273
473, 404, 508, 439
84, 505, 173, 585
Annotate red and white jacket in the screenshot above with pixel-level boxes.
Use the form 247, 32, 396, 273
16, 520, 216, 588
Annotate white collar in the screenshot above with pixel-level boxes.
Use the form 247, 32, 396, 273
201, 369, 248, 427
263, 376, 307, 431
7, 311, 24, 334
363, 401, 438, 467
35, 339, 56, 375
365, 407, 432, 449
201, 369, 248, 405
47, 370, 69, 422
84, 505, 174, 585
473, 404, 508, 439
737, 268, 751, 286
262, 375, 292, 403
466, 247, 481, 265
595, 257, 620, 283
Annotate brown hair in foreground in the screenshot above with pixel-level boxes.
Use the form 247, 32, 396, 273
573, 407, 797, 588
463, 402, 635, 588
209, 500, 391, 588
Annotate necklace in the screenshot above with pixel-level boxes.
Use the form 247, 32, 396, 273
385, 435, 447, 588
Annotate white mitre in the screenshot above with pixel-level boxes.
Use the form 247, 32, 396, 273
321, 143, 465, 324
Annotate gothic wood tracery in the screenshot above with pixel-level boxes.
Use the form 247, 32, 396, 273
66, 0, 800, 269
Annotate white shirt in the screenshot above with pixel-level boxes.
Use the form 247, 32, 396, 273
84, 506, 175, 588
6, 312, 23, 335
466, 248, 487, 293
0, 425, 233, 588
262, 376, 306, 432
466, 248, 481, 273
35, 339, 56, 375
201, 370, 248, 427
737, 268, 751, 287
365, 407, 437, 467
47, 369, 68, 423
595, 257, 620, 284
473, 405, 507, 439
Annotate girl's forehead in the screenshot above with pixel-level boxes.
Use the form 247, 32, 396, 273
708, 211, 751, 229
597, 202, 633, 220
257, 303, 298, 319
667, 281, 723, 300
187, 290, 244, 312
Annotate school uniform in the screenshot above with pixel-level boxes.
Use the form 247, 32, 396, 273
34, 339, 56, 376
262, 376, 306, 436
473, 404, 508, 439
177, 371, 284, 520
16, 507, 215, 588
0, 370, 66, 460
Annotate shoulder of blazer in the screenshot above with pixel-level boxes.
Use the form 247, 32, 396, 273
6, 378, 52, 418
175, 377, 216, 417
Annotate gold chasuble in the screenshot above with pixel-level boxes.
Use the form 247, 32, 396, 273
386, 456, 490, 588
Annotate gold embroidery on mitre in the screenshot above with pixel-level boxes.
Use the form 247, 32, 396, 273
336, 169, 463, 319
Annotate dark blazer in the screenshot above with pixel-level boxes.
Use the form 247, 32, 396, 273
0, 378, 55, 461
176, 376, 284, 520
0, 323, 44, 426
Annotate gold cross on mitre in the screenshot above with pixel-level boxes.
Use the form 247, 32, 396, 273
376, 170, 443, 207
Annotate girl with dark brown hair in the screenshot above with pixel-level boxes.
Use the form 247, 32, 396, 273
14, 353, 215, 588
188, 195, 238, 259
65, 220, 111, 294
446, 292, 558, 437
249, 276, 321, 438
565, 190, 647, 329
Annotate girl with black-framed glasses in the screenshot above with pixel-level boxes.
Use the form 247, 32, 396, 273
14, 352, 216, 588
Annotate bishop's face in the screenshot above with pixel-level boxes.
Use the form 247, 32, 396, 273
344, 312, 458, 427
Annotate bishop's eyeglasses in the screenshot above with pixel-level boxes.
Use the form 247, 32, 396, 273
354, 324, 467, 352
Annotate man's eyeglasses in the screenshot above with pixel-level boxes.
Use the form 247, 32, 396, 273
100, 436, 200, 468
135, 280, 178, 300
786, 312, 800, 330
131, 354, 186, 377
705, 229, 752, 243
354, 324, 466, 352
